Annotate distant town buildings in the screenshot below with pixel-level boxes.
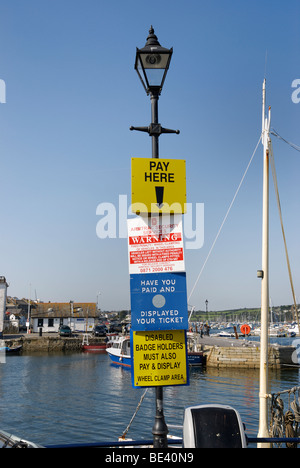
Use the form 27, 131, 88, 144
4, 297, 99, 333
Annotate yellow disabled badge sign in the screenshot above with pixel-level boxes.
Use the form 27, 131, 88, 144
131, 330, 189, 388
131, 158, 186, 214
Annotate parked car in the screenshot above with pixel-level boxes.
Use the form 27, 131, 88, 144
92, 325, 107, 337
59, 325, 72, 337
108, 321, 122, 333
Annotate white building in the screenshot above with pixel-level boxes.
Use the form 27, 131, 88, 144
32, 315, 96, 333
31, 302, 97, 333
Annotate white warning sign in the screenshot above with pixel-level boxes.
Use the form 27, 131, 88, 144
127, 215, 185, 274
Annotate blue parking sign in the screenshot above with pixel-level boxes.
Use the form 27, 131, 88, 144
130, 272, 188, 331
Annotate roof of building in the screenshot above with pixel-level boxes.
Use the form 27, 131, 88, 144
31, 302, 97, 318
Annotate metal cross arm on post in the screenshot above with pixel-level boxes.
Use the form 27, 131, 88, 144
130, 124, 180, 136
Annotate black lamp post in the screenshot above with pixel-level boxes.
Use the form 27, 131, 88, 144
130, 26, 179, 159
131, 27, 180, 448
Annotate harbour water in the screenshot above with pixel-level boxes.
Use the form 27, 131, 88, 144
0, 344, 299, 447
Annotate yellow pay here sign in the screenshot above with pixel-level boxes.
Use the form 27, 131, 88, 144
131, 330, 189, 388
131, 158, 186, 214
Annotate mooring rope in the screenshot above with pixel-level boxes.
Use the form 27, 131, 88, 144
269, 386, 300, 448
120, 389, 149, 439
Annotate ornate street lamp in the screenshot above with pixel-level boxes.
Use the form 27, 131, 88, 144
134, 26, 173, 96
130, 27, 179, 159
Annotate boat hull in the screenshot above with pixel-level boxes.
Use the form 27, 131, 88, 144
0, 429, 41, 448
106, 350, 131, 367
82, 345, 107, 353
0, 345, 22, 355
107, 350, 205, 368
188, 352, 206, 366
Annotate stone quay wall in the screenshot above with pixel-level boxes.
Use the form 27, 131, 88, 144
5, 335, 106, 353
5, 333, 298, 369
202, 343, 295, 369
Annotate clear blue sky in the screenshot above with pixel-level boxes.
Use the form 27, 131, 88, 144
0, 0, 299, 312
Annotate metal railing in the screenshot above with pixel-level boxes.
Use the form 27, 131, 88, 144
44, 436, 300, 448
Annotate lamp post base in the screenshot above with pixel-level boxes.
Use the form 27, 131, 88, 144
152, 387, 169, 448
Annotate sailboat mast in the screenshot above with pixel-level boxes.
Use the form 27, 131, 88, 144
257, 79, 271, 447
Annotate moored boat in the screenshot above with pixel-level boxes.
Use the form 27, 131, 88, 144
0, 429, 41, 448
107, 334, 206, 368
106, 335, 131, 367
216, 331, 234, 338
288, 323, 299, 337
187, 351, 206, 366
81, 333, 107, 353
187, 333, 206, 366
0, 345, 22, 355
82, 343, 107, 352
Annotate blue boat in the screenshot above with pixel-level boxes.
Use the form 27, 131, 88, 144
187, 334, 206, 366
106, 335, 131, 367
0, 345, 22, 355
106, 334, 206, 368
187, 351, 206, 366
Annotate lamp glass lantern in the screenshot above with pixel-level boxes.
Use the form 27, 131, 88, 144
134, 27, 173, 95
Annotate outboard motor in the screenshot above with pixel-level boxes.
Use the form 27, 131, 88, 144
183, 404, 247, 448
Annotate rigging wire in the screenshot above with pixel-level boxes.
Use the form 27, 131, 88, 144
271, 128, 300, 153
188, 135, 262, 303
188, 120, 300, 304
269, 140, 300, 331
